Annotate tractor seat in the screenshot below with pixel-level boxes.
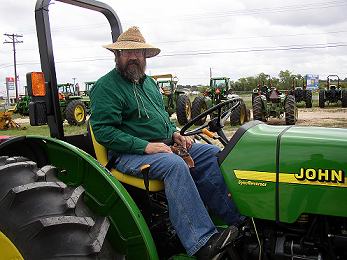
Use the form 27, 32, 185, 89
88, 124, 164, 192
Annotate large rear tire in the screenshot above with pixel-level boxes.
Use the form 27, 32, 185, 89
342, 90, 347, 108
305, 90, 313, 108
252, 96, 266, 122
191, 96, 208, 126
176, 95, 191, 125
230, 100, 247, 126
285, 95, 297, 125
66, 100, 87, 126
319, 91, 325, 108
0, 156, 121, 260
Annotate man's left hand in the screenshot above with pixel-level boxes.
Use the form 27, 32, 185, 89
173, 132, 193, 149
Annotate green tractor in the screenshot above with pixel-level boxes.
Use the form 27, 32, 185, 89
58, 83, 90, 125
15, 95, 30, 116
14, 86, 30, 116
79, 81, 95, 97
319, 75, 347, 108
0, 1, 346, 260
288, 75, 313, 108
191, 77, 249, 126
152, 74, 191, 125
252, 76, 297, 125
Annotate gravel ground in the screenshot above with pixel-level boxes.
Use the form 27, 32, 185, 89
265, 107, 347, 128
205, 107, 347, 147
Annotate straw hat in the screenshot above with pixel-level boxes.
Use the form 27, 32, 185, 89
103, 26, 160, 58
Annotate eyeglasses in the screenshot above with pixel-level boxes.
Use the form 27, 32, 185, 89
117, 49, 145, 57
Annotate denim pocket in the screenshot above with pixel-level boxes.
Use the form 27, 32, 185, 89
115, 158, 141, 177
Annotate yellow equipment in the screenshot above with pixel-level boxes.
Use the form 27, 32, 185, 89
0, 111, 20, 130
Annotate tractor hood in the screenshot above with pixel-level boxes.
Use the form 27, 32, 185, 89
219, 121, 347, 223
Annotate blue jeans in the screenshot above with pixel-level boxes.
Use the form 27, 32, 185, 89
112, 143, 242, 256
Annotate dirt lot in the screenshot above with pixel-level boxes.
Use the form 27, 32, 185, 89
265, 107, 347, 128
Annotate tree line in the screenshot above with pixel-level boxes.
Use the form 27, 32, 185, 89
232, 71, 347, 91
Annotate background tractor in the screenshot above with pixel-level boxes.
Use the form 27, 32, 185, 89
13, 86, 30, 116
191, 77, 249, 126
152, 74, 191, 125
14, 94, 30, 116
252, 75, 297, 125
288, 75, 312, 108
14, 83, 91, 125
319, 75, 347, 108
80, 81, 95, 96
0, 1, 346, 260
58, 83, 90, 125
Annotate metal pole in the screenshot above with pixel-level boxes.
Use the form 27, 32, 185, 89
13, 39, 19, 102
5, 82, 10, 108
3, 33, 23, 103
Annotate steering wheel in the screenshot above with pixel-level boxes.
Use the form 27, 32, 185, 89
180, 97, 241, 146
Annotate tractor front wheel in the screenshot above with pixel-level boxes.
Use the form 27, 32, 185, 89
191, 96, 208, 126
176, 95, 191, 125
0, 156, 120, 259
66, 100, 87, 126
252, 96, 266, 122
285, 95, 297, 125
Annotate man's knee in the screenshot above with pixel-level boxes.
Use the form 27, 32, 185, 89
203, 144, 220, 156
160, 154, 190, 177
168, 154, 189, 168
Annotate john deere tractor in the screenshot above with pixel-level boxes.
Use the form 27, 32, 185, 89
252, 76, 297, 125
191, 77, 249, 126
15, 95, 31, 116
319, 75, 347, 108
14, 83, 90, 126
0, 1, 346, 260
152, 74, 191, 125
58, 83, 90, 125
288, 75, 312, 108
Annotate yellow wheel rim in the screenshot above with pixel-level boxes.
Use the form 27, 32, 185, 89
74, 105, 85, 123
185, 103, 191, 118
240, 105, 246, 125
0, 231, 24, 260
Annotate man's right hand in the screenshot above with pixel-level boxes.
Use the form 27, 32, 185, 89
145, 142, 172, 154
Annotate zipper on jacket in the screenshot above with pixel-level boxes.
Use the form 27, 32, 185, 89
138, 83, 172, 138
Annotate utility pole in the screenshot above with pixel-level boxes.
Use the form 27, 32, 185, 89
3, 33, 23, 102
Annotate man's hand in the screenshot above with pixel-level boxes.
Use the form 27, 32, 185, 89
173, 132, 193, 149
145, 142, 172, 154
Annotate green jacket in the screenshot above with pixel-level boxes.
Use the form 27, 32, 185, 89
90, 69, 177, 154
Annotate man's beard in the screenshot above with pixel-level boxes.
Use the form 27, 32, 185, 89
116, 57, 146, 83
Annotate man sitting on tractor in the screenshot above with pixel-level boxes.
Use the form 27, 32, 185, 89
90, 26, 245, 259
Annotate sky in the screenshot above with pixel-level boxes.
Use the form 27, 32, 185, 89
1, 0, 347, 97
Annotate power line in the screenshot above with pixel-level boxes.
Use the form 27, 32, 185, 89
155, 30, 347, 45
15, 0, 346, 35
137, 0, 347, 23
3, 33, 23, 102
158, 42, 347, 57
13, 29, 347, 53
1, 41, 346, 70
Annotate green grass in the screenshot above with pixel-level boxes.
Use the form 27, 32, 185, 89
1, 123, 87, 137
